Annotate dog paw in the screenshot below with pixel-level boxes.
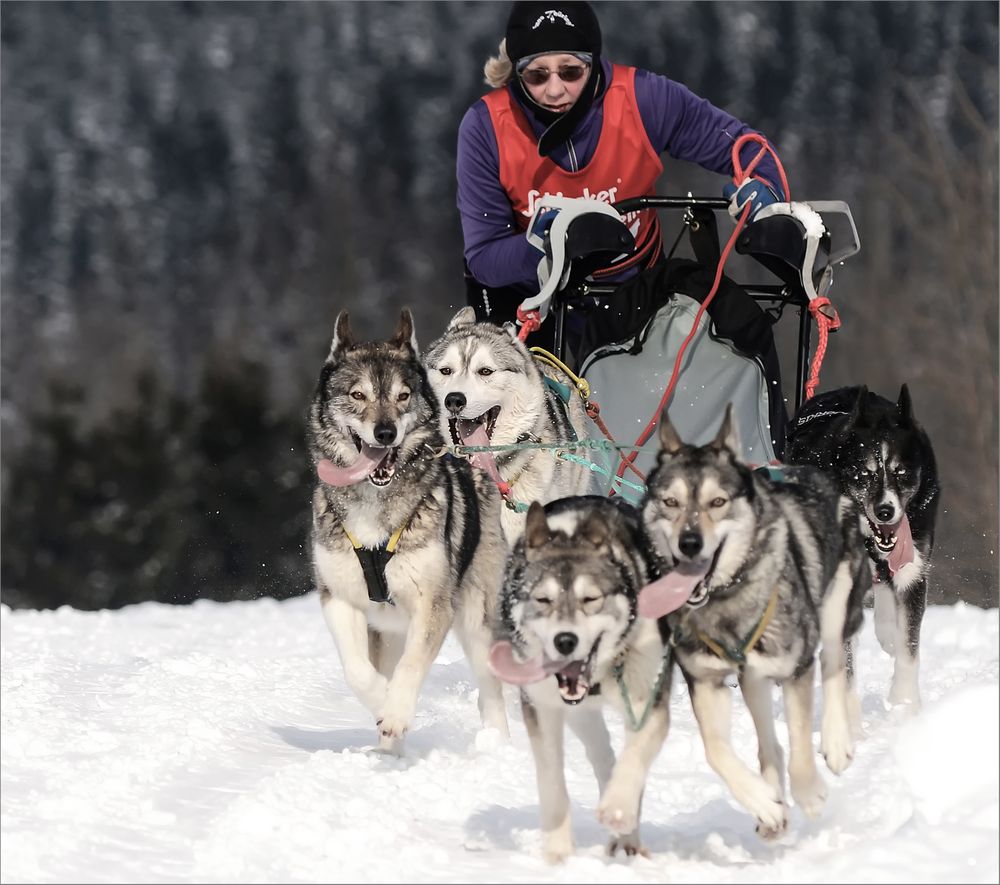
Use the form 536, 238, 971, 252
735, 777, 787, 836
755, 810, 789, 842
376, 697, 416, 741
790, 769, 828, 820
606, 832, 648, 858
597, 792, 639, 838
820, 715, 854, 775
542, 833, 575, 864
888, 683, 921, 713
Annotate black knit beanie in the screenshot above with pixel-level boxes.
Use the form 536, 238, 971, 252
505, 1, 604, 158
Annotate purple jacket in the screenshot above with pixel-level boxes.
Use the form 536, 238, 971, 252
457, 58, 783, 289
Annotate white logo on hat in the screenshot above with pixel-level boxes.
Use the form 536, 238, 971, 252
532, 10, 575, 28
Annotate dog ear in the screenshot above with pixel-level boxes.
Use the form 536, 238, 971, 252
390, 308, 419, 355
502, 321, 519, 340
847, 386, 869, 428
896, 383, 913, 424
524, 501, 551, 552
657, 408, 685, 455
330, 310, 355, 359
447, 307, 477, 330
710, 404, 741, 455
578, 509, 609, 549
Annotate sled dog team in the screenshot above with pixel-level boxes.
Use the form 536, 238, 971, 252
308, 307, 940, 860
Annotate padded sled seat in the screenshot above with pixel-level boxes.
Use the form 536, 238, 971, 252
736, 212, 831, 299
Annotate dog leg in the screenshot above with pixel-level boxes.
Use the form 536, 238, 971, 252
873, 585, 897, 655
689, 676, 787, 837
782, 661, 828, 820
376, 599, 452, 744
738, 671, 786, 801
819, 563, 855, 775
566, 707, 615, 792
522, 695, 574, 863
845, 636, 863, 741
369, 629, 406, 754
887, 580, 924, 711
454, 618, 510, 738
322, 595, 388, 715
597, 702, 669, 857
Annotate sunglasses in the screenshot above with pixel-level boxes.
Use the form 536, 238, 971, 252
519, 64, 589, 87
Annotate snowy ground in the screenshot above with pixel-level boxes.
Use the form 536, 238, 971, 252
2, 595, 997, 884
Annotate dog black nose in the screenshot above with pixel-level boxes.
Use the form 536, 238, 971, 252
553, 632, 578, 656
373, 423, 397, 447
444, 392, 466, 414
678, 530, 703, 558
875, 503, 895, 522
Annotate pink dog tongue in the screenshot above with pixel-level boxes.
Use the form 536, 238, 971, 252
461, 423, 501, 483
888, 514, 915, 574
316, 446, 386, 487
638, 563, 711, 619
488, 641, 558, 685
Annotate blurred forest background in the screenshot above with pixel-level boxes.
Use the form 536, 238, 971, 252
1, 1, 997, 610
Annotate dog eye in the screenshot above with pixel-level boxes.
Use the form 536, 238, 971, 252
581, 596, 602, 606
533, 596, 553, 607
397, 391, 410, 403
662, 497, 679, 508
350, 391, 366, 401
439, 367, 452, 376
477, 367, 494, 377
709, 497, 727, 508
894, 467, 908, 477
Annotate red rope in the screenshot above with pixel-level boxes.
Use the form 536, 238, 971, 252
516, 306, 541, 342
804, 297, 841, 401
612, 134, 790, 489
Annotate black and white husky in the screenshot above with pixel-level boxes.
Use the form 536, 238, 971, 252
786, 384, 941, 710
489, 496, 671, 862
423, 308, 595, 544
639, 407, 869, 838
308, 308, 509, 754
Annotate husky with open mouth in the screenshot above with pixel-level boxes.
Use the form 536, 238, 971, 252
490, 495, 672, 863
785, 384, 941, 711
639, 406, 869, 839
308, 308, 509, 754
423, 308, 595, 544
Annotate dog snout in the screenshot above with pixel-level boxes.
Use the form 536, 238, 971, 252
875, 503, 895, 523
444, 392, 466, 415
553, 632, 578, 657
678, 530, 703, 559
373, 422, 397, 447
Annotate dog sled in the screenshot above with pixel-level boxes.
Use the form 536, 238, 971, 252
485, 147, 861, 506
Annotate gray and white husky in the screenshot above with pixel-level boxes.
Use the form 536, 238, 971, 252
785, 384, 940, 711
639, 407, 869, 838
489, 496, 672, 863
308, 308, 509, 754
423, 308, 595, 544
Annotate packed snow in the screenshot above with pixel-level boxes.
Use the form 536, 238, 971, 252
2, 595, 997, 884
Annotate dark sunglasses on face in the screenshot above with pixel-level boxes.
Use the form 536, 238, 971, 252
519, 64, 589, 87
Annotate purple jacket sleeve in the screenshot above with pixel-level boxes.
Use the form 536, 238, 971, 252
456, 101, 540, 289
633, 69, 785, 198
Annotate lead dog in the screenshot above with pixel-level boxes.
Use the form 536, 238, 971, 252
489, 496, 672, 862
639, 407, 869, 837
308, 308, 509, 754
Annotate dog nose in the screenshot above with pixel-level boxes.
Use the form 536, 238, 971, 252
553, 632, 578, 656
444, 392, 466, 414
875, 503, 895, 522
373, 422, 397, 447
678, 530, 703, 558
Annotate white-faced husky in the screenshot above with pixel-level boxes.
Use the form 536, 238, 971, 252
489, 496, 672, 863
785, 384, 941, 711
423, 308, 595, 544
308, 308, 509, 754
639, 407, 869, 838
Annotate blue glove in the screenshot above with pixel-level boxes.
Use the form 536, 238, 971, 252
526, 206, 561, 254
723, 177, 780, 221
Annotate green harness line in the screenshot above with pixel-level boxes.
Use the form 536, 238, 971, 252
611, 648, 673, 732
